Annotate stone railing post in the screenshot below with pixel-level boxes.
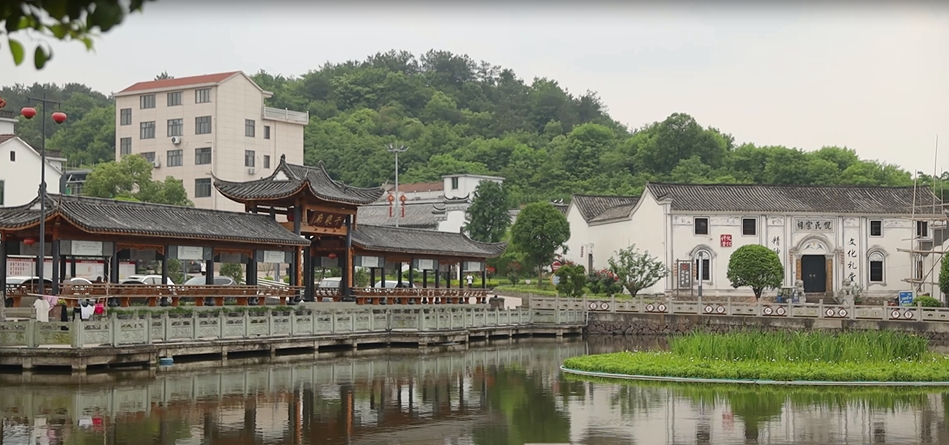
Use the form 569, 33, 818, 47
218, 311, 226, 338
267, 310, 275, 336
918, 300, 924, 323
71, 318, 83, 348
697, 296, 702, 314
417, 309, 424, 331
726, 296, 733, 315
818, 299, 824, 318
610, 295, 616, 313
850, 299, 856, 320
26, 320, 36, 348
144, 313, 153, 345
162, 311, 170, 342
667, 295, 674, 314
883, 301, 890, 321
756, 299, 762, 317
638, 294, 644, 312
191, 311, 198, 341
110, 313, 119, 347
243, 311, 251, 338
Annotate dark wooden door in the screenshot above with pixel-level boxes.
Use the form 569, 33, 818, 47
801, 255, 826, 293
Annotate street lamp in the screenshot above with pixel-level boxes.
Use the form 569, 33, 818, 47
21, 95, 67, 290
386, 144, 408, 228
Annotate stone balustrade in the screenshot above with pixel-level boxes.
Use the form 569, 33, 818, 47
0, 306, 586, 349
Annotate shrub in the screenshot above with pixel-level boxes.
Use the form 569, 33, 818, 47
914, 296, 942, 307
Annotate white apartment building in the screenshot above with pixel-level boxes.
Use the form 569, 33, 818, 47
0, 109, 65, 207
113, 71, 309, 212
357, 174, 505, 233
564, 183, 945, 300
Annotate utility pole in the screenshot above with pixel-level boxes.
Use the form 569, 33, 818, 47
386, 144, 408, 228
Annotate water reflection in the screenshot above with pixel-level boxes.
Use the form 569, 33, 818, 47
0, 337, 947, 444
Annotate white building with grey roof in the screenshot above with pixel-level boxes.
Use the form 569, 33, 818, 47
565, 183, 947, 301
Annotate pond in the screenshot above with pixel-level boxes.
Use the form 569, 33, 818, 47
0, 337, 947, 444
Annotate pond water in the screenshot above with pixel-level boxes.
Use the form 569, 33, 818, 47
1, 337, 948, 445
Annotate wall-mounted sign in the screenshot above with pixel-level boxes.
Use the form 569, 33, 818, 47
354, 255, 382, 268
71, 240, 104, 256
720, 234, 732, 248
320, 257, 339, 268
413, 259, 436, 270
178, 246, 204, 261
218, 252, 243, 264
794, 218, 834, 232
307, 211, 347, 229
259, 250, 291, 264
677, 261, 692, 290
464, 261, 485, 272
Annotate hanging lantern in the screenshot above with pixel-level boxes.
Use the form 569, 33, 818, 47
20, 107, 36, 119
51, 111, 67, 124
328, 252, 338, 259
22, 238, 36, 246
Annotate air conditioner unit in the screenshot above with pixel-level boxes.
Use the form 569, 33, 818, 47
170, 136, 182, 145
248, 167, 256, 175
152, 160, 161, 168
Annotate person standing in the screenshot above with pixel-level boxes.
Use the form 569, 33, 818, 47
465, 273, 473, 288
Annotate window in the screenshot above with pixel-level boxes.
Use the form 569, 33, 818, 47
120, 108, 132, 126
694, 256, 711, 281
9, 151, 14, 162
245, 119, 255, 137
244, 150, 255, 167
263, 155, 271, 169
869, 252, 884, 283
869, 220, 883, 237
141, 152, 155, 163
195, 116, 212, 134
195, 178, 212, 198
264, 125, 271, 139
195, 147, 211, 165
915, 256, 924, 280
120, 137, 132, 155
916, 221, 928, 238
167, 118, 183, 137
167, 149, 182, 167
741, 218, 757, 236
451, 177, 459, 189
694, 217, 709, 235
140, 94, 155, 109
167, 91, 182, 106
195, 88, 211, 103
0, 180, 4, 205
140, 121, 155, 139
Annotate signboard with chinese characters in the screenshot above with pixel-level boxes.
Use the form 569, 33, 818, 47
720, 234, 732, 248
307, 211, 347, 229
845, 236, 858, 283
793, 218, 834, 232
677, 260, 692, 290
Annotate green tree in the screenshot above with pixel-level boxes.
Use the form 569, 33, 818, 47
509, 202, 570, 282
219, 263, 244, 284
726, 244, 784, 300
554, 263, 586, 298
607, 245, 667, 297
83, 155, 193, 206
2, 0, 154, 69
464, 181, 510, 243
938, 257, 949, 301
154, 71, 173, 80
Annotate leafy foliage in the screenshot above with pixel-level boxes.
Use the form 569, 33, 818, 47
3, 50, 945, 204
914, 296, 942, 308
938, 258, 949, 299
554, 263, 586, 298
586, 269, 622, 296
219, 263, 244, 284
83, 155, 193, 206
726, 245, 784, 300
509, 202, 570, 279
608, 245, 667, 297
166, 259, 185, 286
464, 181, 510, 243
2, 0, 154, 69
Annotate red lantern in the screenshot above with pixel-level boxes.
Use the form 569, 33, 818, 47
22, 238, 36, 246
328, 253, 338, 259
20, 107, 36, 119
51, 111, 67, 124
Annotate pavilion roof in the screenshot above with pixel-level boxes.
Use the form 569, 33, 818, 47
351, 225, 506, 259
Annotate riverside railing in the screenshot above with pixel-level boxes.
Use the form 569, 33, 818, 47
0, 306, 585, 349
528, 295, 949, 323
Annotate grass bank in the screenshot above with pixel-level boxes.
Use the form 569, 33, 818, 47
562, 331, 949, 383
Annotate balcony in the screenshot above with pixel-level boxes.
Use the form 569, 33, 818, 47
262, 106, 309, 125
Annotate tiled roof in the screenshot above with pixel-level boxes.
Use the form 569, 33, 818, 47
647, 183, 944, 214
352, 225, 506, 259
0, 194, 310, 246
589, 203, 638, 223
214, 155, 385, 206
117, 72, 240, 94
571, 195, 640, 222
382, 181, 444, 194
357, 203, 440, 229
0, 134, 14, 144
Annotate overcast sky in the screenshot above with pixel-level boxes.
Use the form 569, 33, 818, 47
2, 2, 947, 174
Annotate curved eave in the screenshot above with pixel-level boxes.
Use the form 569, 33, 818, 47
352, 243, 504, 259
212, 174, 309, 203
306, 181, 386, 206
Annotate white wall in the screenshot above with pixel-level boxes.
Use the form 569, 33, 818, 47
0, 138, 62, 207
443, 175, 502, 199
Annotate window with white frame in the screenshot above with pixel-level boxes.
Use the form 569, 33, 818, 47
166, 149, 182, 167
263, 155, 271, 169
140, 121, 155, 139
195, 147, 211, 165
195, 116, 212, 134
167, 118, 183, 137
195, 88, 211, 103
244, 150, 255, 167
120, 137, 132, 155
141, 152, 155, 163
140, 94, 155, 109
264, 125, 271, 139
167, 91, 182, 106
195, 178, 212, 198
869, 251, 885, 283
694, 252, 711, 281
120, 108, 131, 126
245, 119, 255, 137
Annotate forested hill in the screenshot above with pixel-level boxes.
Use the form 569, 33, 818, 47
1, 49, 937, 205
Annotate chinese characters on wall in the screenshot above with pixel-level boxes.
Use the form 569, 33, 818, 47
307, 211, 347, 229
794, 218, 834, 232
771, 236, 781, 256
846, 237, 857, 283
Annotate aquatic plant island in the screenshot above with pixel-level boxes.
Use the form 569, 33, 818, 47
562, 331, 949, 385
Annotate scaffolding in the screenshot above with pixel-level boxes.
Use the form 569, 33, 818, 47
897, 137, 947, 302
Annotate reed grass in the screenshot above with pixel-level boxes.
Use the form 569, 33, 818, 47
669, 331, 929, 363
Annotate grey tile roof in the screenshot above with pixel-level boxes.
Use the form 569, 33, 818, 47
589, 203, 638, 223
357, 203, 440, 229
352, 225, 506, 259
571, 195, 640, 222
214, 155, 385, 205
647, 183, 944, 214
0, 194, 311, 246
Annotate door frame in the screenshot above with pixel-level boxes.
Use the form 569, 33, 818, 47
800, 255, 828, 293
